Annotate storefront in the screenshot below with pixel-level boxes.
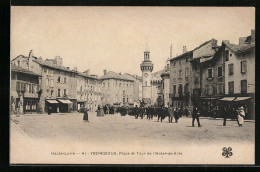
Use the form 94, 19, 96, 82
77, 101, 86, 111
46, 99, 59, 113
57, 99, 73, 113
23, 98, 38, 113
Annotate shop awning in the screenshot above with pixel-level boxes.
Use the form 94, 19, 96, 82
219, 97, 236, 101
58, 99, 73, 104
47, 100, 59, 104
201, 97, 218, 100
234, 97, 251, 101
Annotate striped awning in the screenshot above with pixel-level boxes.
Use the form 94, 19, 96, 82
58, 99, 73, 104
233, 97, 251, 101
219, 97, 236, 101
47, 99, 59, 104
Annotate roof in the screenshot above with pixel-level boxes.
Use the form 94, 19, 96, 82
223, 42, 255, 54
11, 55, 28, 62
99, 71, 135, 82
33, 59, 73, 73
152, 69, 164, 76
77, 72, 99, 80
169, 39, 216, 61
11, 65, 40, 76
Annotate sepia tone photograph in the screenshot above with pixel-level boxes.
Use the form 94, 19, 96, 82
10, 6, 255, 164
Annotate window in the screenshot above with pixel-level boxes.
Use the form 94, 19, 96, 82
205, 85, 213, 95
119, 83, 121, 87
108, 83, 110, 87
50, 79, 54, 87
217, 66, 223, 77
228, 81, 234, 94
241, 60, 247, 74
32, 84, 35, 93
20, 83, 26, 91
57, 77, 60, 83
80, 86, 82, 91
49, 70, 53, 76
173, 61, 176, 67
241, 80, 247, 94
58, 89, 60, 97
225, 50, 229, 61
29, 84, 32, 93
217, 83, 224, 95
178, 84, 183, 95
17, 61, 20, 66
64, 78, 66, 84
64, 89, 67, 96
46, 69, 49, 76
179, 60, 182, 66
103, 83, 105, 87
185, 68, 189, 78
46, 79, 49, 87
145, 81, 147, 86
207, 68, 213, 79
178, 70, 182, 78
185, 83, 188, 93
228, 64, 234, 75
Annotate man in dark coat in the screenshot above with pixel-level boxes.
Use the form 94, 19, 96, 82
192, 106, 201, 127
173, 107, 179, 123
81, 105, 89, 122
222, 106, 228, 126
134, 106, 139, 119
47, 106, 52, 115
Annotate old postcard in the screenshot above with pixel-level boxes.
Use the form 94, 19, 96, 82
10, 6, 255, 164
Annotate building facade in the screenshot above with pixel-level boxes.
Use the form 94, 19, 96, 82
11, 65, 40, 114
99, 70, 135, 107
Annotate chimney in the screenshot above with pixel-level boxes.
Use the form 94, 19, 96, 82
29, 50, 34, 58
211, 39, 217, 47
55, 56, 63, 67
251, 29, 255, 44
183, 46, 187, 54
239, 37, 247, 45
119, 72, 121, 75
38, 56, 42, 60
222, 40, 230, 44
103, 69, 107, 75
73, 67, 77, 71
83, 69, 90, 75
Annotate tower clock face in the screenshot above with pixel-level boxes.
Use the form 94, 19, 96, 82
144, 73, 148, 78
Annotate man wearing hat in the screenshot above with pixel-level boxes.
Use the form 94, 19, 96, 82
236, 106, 245, 127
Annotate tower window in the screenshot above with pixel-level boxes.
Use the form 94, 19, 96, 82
145, 81, 147, 86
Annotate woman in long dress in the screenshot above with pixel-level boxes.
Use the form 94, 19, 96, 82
236, 106, 245, 127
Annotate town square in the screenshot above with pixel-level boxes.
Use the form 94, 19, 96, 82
10, 7, 255, 164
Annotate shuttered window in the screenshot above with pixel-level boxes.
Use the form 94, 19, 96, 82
241, 60, 247, 74
228, 63, 234, 75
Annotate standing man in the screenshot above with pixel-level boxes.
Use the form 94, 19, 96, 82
81, 105, 89, 122
236, 106, 245, 127
168, 105, 174, 123
192, 106, 201, 127
222, 106, 227, 126
47, 106, 52, 115
173, 107, 179, 123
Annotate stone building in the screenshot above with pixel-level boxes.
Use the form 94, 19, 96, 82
12, 52, 78, 113
161, 58, 170, 107
170, 39, 218, 109
122, 73, 142, 104
76, 71, 102, 112
99, 70, 135, 107
151, 70, 163, 107
11, 65, 40, 114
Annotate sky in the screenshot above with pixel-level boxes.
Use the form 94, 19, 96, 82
11, 7, 255, 77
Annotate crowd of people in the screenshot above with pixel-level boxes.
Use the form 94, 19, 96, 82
79, 103, 246, 127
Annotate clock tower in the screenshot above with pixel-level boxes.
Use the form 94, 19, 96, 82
140, 49, 153, 106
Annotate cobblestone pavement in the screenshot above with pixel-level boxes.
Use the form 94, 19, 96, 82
10, 112, 255, 164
